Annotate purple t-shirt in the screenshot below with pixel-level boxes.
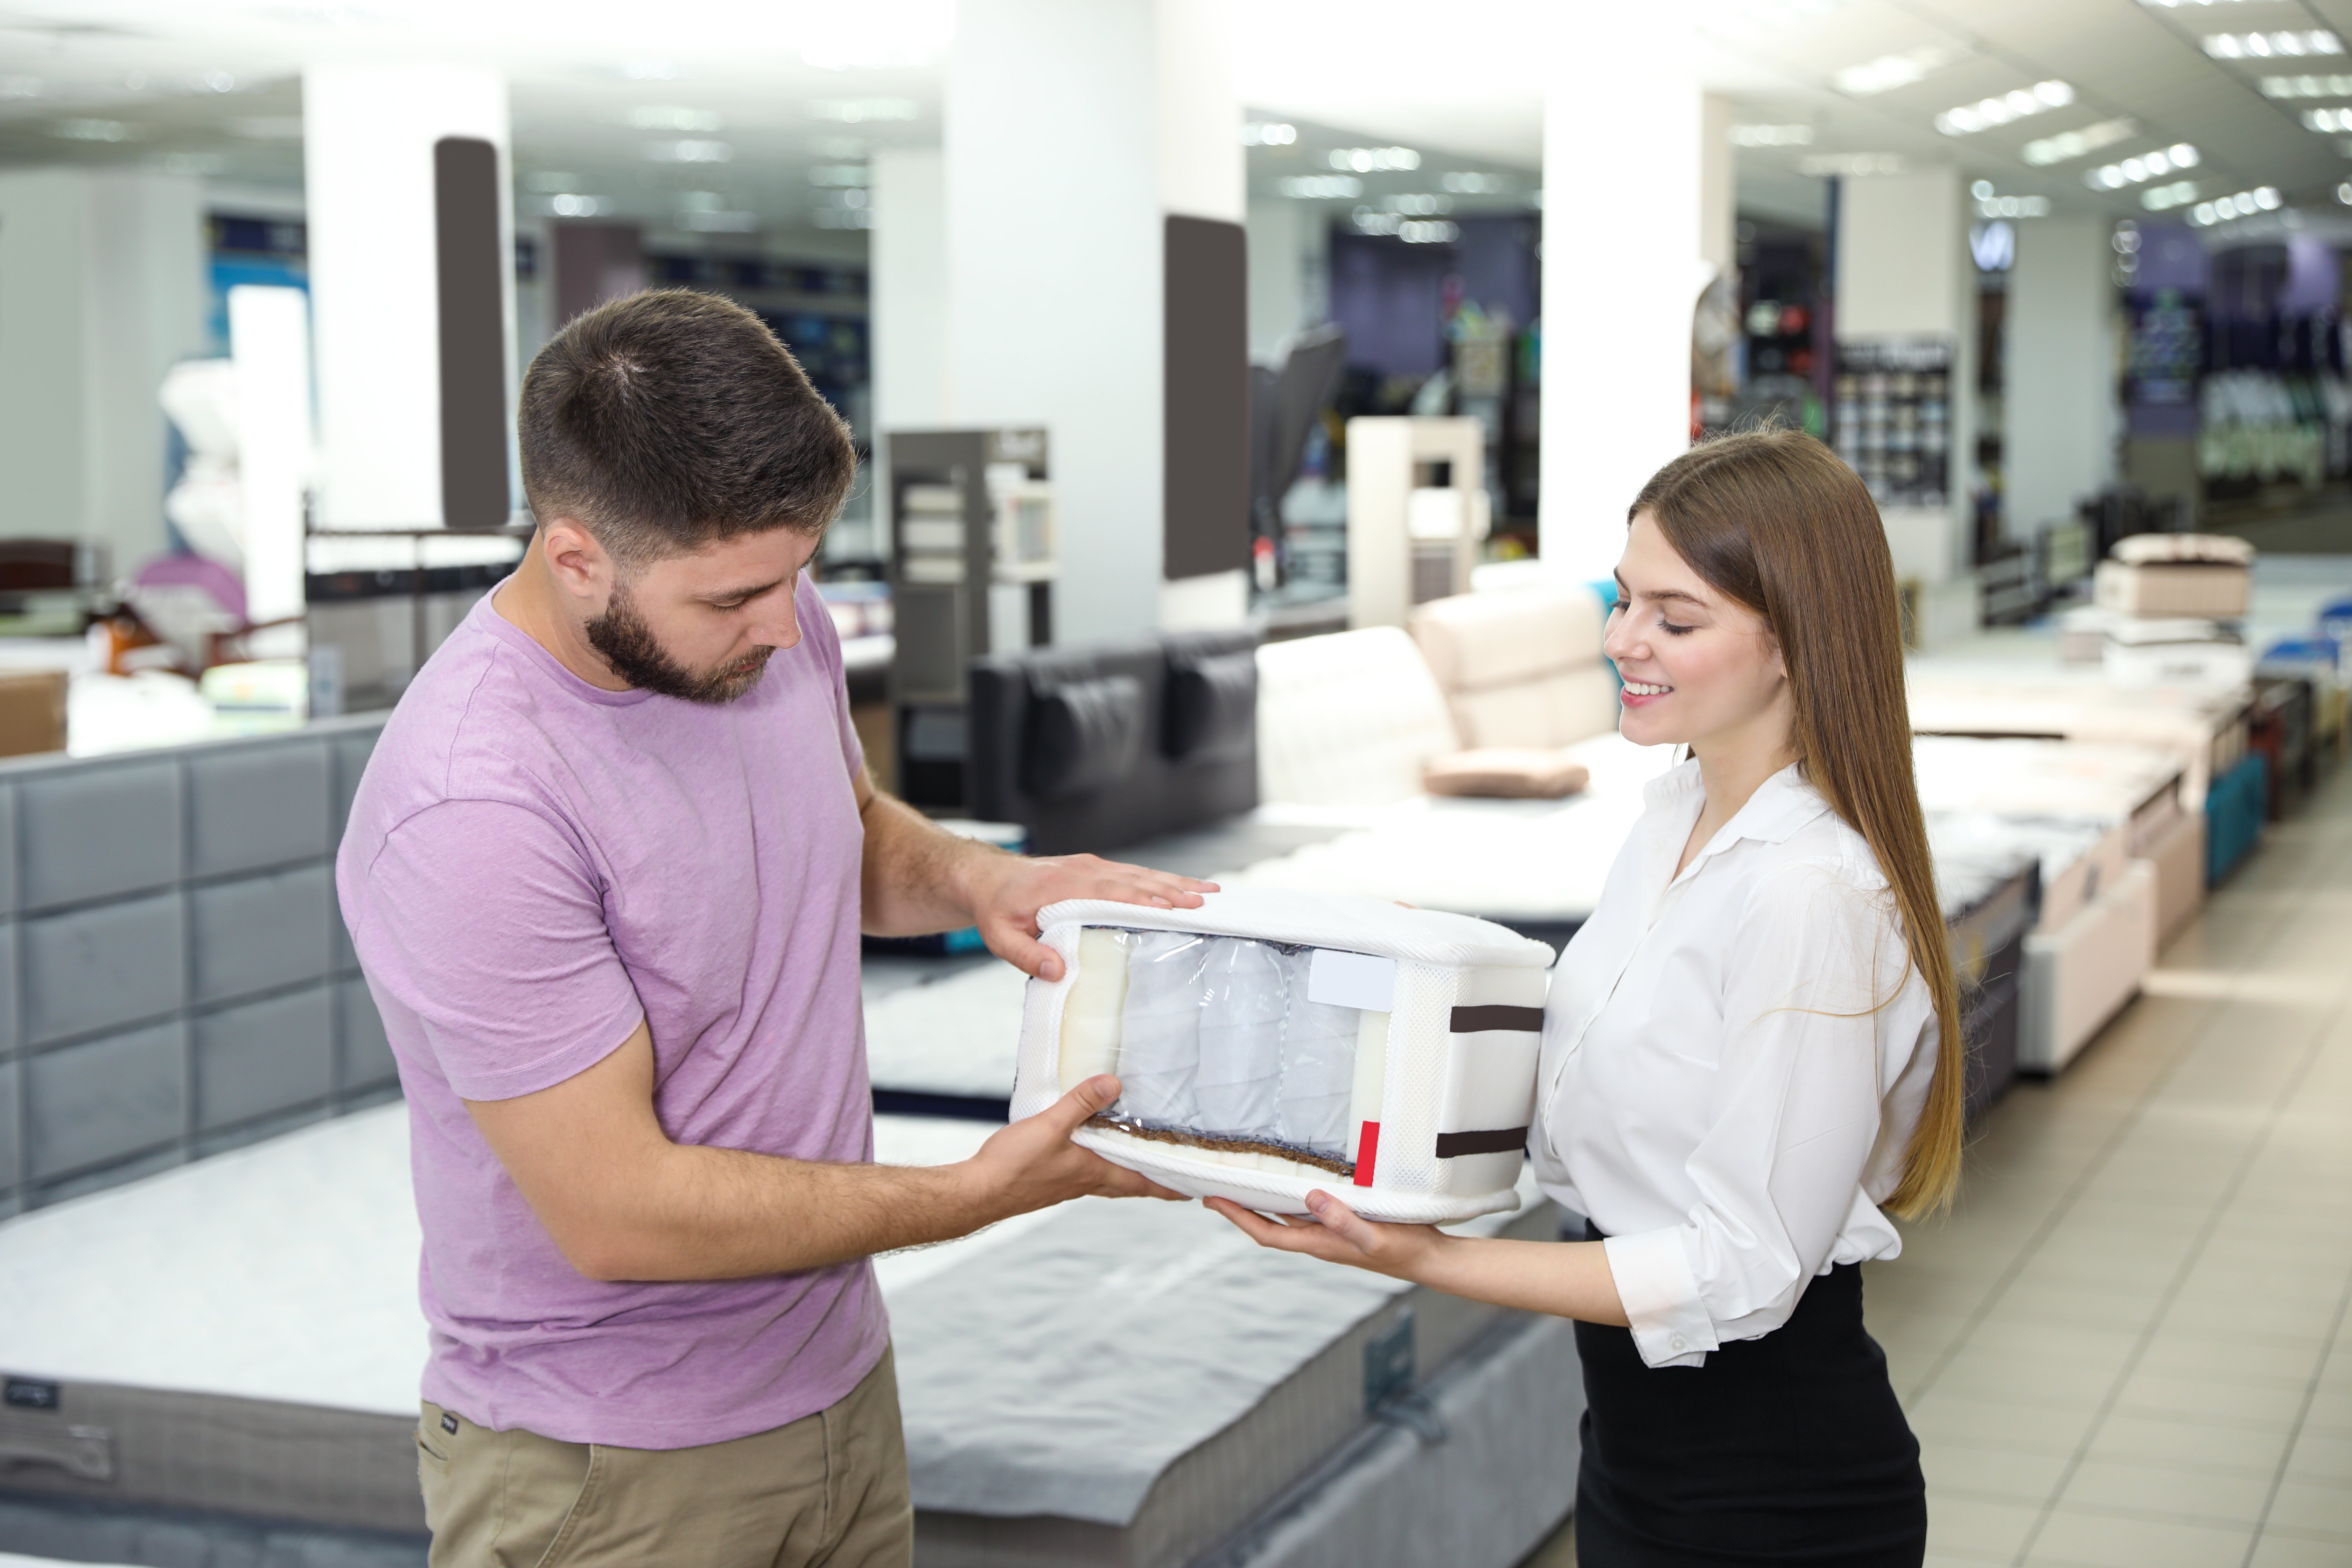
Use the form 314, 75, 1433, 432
336, 579, 883, 1449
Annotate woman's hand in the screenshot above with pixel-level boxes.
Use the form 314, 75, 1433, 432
1205, 1190, 1447, 1283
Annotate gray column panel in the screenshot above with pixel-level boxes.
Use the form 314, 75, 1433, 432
196, 986, 337, 1132
18, 760, 182, 910
26, 1021, 187, 1180
191, 864, 336, 1005
187, 740, 334, 877
23, 893, 187, 1046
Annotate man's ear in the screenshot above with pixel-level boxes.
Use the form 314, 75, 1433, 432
540, 518, 614, 603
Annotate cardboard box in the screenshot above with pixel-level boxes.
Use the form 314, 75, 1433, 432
0, 668, 67, 757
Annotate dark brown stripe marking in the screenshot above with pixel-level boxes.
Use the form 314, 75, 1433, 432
1435, 1126, 1531, 1159
1450, 1004, 1544, 1034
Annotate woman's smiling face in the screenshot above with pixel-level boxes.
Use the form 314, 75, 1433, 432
1604, 510, 1790, 752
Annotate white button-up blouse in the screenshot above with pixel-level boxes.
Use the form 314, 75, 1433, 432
1532, 758, 1939, 1369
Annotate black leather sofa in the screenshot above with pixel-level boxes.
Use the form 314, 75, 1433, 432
966, 629, 1260, 856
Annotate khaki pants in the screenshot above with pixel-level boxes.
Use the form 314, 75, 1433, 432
417, 1347, 911, 1568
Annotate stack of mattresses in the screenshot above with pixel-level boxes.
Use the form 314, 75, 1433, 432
0, 1109, 1580, 1568
1907, 666, 2264, 884
1929, 844, 2040, 1118
1917, 735, 2186, 1075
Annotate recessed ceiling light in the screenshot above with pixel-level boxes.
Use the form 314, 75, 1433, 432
1729, 124, 1813, 147
1439, 172, 1512, 193
1276, 175, 1362, 199
2085, 144, 2199, 188
1242, 122, 1296, 146
2204, 31, 2342, 60
50, 119, 136, 141
646, 139, 730, 164
1328, 146, 1420, 172
548, 194, 609, 217
2141, 181, 2199, 211
2022, 117, 2136, 166
1799, 152, 1904, 176
1976, 195, 2051, 218
2188, 186, 2282, 225
1834, 45, 1967, 97
1382, 193, 1453, 215
2302, 107, 2352, 133
1935, 81, 2075, 136
807, 97, 918, 124
628, 106, 721, 132
2263, 74, 2352, 98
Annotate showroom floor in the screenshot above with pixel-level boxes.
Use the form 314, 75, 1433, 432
1523, 758, 2352, 1568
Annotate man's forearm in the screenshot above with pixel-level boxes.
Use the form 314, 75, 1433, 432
566, 1142, 999, 1282
858, 784, 999, 937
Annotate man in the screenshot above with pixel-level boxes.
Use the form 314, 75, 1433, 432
338, 289, 1202, 1567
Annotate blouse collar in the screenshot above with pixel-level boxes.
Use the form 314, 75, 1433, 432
1644, 757, 1833, 874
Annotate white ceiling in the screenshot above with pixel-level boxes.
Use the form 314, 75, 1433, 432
2, 0, 2350, 247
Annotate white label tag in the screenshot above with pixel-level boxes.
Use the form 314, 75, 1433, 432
1308, 949, 1396, 1013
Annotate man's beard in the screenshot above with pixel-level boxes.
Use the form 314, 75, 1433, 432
585, 581, 772, 705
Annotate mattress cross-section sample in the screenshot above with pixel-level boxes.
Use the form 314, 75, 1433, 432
1014, 887, 1556, 1223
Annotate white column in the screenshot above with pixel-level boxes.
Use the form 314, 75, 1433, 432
1247, 195, 1329, 362
1538, 3, 1703, 580
871, 147, 952, 433
943, 0, 1244, 643
2005, 216, 2114, 538
1700, 94, 1737, 283
304, 62, 512, 530
0, 169, 205, 573
228, 285, 315, 634
1835, 166, 1977, 640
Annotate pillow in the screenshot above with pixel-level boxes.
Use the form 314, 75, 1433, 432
1162, 650, 1257, 762
1422, 747, 1591, 799
1023, 674, 1145, 800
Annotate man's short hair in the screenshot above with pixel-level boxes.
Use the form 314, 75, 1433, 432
518, 289, 856, 565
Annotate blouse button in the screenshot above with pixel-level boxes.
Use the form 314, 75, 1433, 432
1670, 1336, 1687, 1352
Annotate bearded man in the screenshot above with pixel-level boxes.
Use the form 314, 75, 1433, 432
338, 289, 1196, 1567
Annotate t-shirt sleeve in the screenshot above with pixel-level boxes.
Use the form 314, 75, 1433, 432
352, 797, 646, 1101
801, 575, 864, 782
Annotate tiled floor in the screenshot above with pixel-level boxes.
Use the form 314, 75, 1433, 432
1525, 757, 2352, 1568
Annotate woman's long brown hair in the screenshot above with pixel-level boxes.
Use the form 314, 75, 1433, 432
1630, 428, 1963, 1218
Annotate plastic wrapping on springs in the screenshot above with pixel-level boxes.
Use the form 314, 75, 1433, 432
1078, 929, 1361, 1170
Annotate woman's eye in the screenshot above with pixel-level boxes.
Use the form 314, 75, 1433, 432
1658, 618, 1694, 637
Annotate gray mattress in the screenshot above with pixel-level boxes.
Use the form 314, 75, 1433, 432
0, 1107, 1579, 1568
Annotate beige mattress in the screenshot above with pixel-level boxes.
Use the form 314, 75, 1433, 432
2021, 860, 2159, 1072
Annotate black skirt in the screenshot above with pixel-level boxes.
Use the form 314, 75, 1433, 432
1573, 1222, 1926, 1568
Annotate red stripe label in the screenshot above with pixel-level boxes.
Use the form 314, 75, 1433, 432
1354, 1121, 1380, 1186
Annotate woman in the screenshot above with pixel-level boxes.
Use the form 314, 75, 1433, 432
1210, 429, 1962, 1567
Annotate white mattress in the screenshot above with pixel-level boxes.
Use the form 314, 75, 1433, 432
1907, 664, 2249, 806
862, 958, 1029, 1102
1227, 734, 1676, 924
0, 1103, 1564, 1562
0, 1106, 1006, 1419
2021, 859, 2159, 1071
1927, 811, 2124, 934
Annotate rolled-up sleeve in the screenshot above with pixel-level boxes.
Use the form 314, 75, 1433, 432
1604, 863, 1906, 1368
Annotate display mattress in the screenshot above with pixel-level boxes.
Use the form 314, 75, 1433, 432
0, 1107, 1575, 1567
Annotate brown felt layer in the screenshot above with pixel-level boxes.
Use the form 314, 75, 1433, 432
1086, 1116, 1357, 1178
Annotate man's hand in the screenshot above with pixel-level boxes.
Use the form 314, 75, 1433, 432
964, 852, 1216, 980
1206, 1191, 1447, 1283
958, 1074, 1185, 1221
854, 770, 1212, 965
